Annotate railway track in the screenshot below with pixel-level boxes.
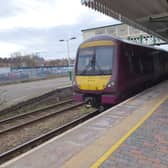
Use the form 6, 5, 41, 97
0, 100, 99, 164
0, 99, 78, 134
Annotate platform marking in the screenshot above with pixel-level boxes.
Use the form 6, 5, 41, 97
90, 95, 168, 168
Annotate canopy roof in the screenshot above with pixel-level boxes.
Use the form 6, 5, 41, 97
81, 0, 168, 42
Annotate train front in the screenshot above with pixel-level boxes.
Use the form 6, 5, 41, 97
73, 37, 117, 107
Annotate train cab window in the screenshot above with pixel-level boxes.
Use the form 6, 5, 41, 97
95, 46, 113, 75
77, 46, 113, 75
77, 48, 94, 75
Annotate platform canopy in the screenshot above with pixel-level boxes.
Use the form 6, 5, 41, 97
81, 0, 168, 42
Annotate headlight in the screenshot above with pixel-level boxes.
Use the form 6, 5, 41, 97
107, 81, 115, 88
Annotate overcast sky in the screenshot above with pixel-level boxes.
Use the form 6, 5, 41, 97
0, 0, 119, 59
0, 0, 167, 60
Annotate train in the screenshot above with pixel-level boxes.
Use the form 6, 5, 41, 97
73, 35, 168, 108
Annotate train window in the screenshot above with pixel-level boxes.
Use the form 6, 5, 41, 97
95, 47, 113, 75
166, 55, 168, 72
77, 46, 113, 75
142, 52, 153, 74
132, 55, 142, 74
126, 50, 134, 73
77, 48, 95, 75
126, 48, 144, 75
162, 54, 168, 72
126, 49, 140, 74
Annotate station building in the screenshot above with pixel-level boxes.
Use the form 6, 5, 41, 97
82, 23, 164, 45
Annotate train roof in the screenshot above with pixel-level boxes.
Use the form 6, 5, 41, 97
80, 35, 168, 53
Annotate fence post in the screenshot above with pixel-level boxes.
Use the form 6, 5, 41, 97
68, 70, 72, 81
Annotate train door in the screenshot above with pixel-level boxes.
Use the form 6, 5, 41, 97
152, 51, 161, 81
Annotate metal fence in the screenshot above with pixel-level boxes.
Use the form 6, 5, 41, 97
0, 66, 73, 84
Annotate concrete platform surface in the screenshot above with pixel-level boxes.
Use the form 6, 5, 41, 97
101, 99, 168, 168
1, 81, 168, 168
0, 77, 71, 111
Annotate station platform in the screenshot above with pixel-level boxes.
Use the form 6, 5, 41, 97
1, 80, 168, 168
0, 77, 71, 111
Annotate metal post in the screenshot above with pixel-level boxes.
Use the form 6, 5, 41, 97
59, 37, 76, 81
59, 37, 76, 67
66, 40, 70, 66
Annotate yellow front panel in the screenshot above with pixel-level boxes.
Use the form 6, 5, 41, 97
76, 75, 111, 91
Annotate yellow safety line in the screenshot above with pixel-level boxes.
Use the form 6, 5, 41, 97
90, 95, 168, 168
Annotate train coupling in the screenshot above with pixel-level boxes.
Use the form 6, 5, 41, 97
84, 96, 97, 107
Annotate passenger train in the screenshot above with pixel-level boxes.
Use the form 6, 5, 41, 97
73, 35, 168, 107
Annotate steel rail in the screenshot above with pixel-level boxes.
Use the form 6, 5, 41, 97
0, 99, 73, 124
0, 109, 100, 164
0, 102, 83, 135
